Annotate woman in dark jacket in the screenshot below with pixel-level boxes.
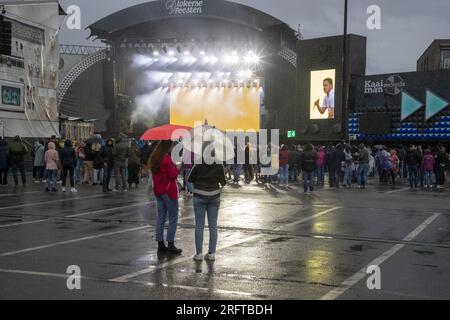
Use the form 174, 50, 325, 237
60, 140, 77, 193
0, 137, 9, 185
188, 143, 227, 261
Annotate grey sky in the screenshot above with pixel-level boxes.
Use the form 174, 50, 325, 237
58, 0, 450, 75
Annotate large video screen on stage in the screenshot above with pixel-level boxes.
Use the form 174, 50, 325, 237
170, 87, 261, 131
310, 69, 336, 120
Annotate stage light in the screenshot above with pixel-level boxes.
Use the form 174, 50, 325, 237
168, 50, 175, 56
153, 51, 159, 56
184, 51, 190, 56
200, 51, 206, 55
210, 56, 218, 64
245, 52, 260, 64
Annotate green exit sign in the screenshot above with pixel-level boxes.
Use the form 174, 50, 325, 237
287, 130, 296, 138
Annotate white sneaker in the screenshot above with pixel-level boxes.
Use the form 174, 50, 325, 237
70, 188, 78, 193
193, 254, 203, 261
62, 187, 66, 192
204, 253, 215, 261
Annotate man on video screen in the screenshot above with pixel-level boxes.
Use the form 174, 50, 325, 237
314, 78, 335, 119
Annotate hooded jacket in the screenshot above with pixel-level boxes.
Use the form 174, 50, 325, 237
33, 142, 45, 167
8, 136, 27, 162
279, 145, 290, 167
188, 163, 227, 200
59, 140, 77, 167
45, 142, 60, 170
422, 150, 435, 171
316, 147, 326, 167
101, 139, 114, 166
114, 137, 130, 163
152, 154, 180, 200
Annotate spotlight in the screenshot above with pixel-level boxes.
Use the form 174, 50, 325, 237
200, 51, 206, 55
210, 56, 218, 64
184, 51, 190, 56
245, 52, 260, 64
153, 51, 159, 56
168, 50, 175, 56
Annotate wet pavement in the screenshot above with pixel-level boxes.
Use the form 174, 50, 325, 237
0, 177, 449, 300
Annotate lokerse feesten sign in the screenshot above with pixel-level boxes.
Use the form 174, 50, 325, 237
165, 0, 204, 15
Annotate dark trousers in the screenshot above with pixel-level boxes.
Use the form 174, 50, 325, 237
0, 167, 8, 185
436, 166, 446, 186
103, 164, 113, 191
408, 165, 418, 187
329, 166, 340, 188
243, 165, 253, 183
128, 163, 140, 186
34, 166, 45, 181
10, 161, 26, 185
62, 166, 75, 188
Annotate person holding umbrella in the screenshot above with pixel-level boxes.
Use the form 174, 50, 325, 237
148, 140, 182, 254
188, 141, 227, 262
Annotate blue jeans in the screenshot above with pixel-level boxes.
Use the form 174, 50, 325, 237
193, 196, 221, 255
303, 171, 314, 192
46, 170, 58, 189
114, 161, 127, 190
232, 164, 242, 182
75, 158, 84, 184
316, 165, 324, 184
344, 166, 352, 186
408, 165, 418, 187
357, 164, 369, 187
289, 167, 299, 182
182, 168, 193, 192
103, 164, 113, 191
279, 165, 289, 184
424, 170, 433, 187
155, 194, 179, 242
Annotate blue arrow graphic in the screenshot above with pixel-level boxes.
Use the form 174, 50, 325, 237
401, 91, 423, 121
426, 89, 449, 121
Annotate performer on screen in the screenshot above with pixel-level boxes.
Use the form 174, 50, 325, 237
314, 78, 335, 119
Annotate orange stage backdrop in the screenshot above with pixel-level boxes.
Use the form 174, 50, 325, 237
170, 87, 261, 131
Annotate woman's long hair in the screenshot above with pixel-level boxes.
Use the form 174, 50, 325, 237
148, 140, 173, 174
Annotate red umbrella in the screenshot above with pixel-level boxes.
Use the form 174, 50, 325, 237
140, 124, 192, 141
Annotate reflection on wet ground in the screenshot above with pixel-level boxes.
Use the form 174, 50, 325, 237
0, 178, 449, 299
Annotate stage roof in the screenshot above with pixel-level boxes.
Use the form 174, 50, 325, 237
88, 0, 293, 40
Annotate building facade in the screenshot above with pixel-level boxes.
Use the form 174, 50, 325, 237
417, 39, 450, 72
0, 0, 64, 138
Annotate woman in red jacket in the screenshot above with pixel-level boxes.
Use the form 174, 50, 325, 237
148, 140, 182, 254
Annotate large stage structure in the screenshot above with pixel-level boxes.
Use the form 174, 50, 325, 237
80, 0, 298, 136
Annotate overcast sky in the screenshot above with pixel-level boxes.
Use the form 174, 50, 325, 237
58, 0, 450, 75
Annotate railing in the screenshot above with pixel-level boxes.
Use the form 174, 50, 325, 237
60, 44, 108, 55
0, 54, 25, 68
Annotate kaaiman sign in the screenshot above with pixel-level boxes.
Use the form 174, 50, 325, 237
364, 75, 406, 95
165, 0, 204, 15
